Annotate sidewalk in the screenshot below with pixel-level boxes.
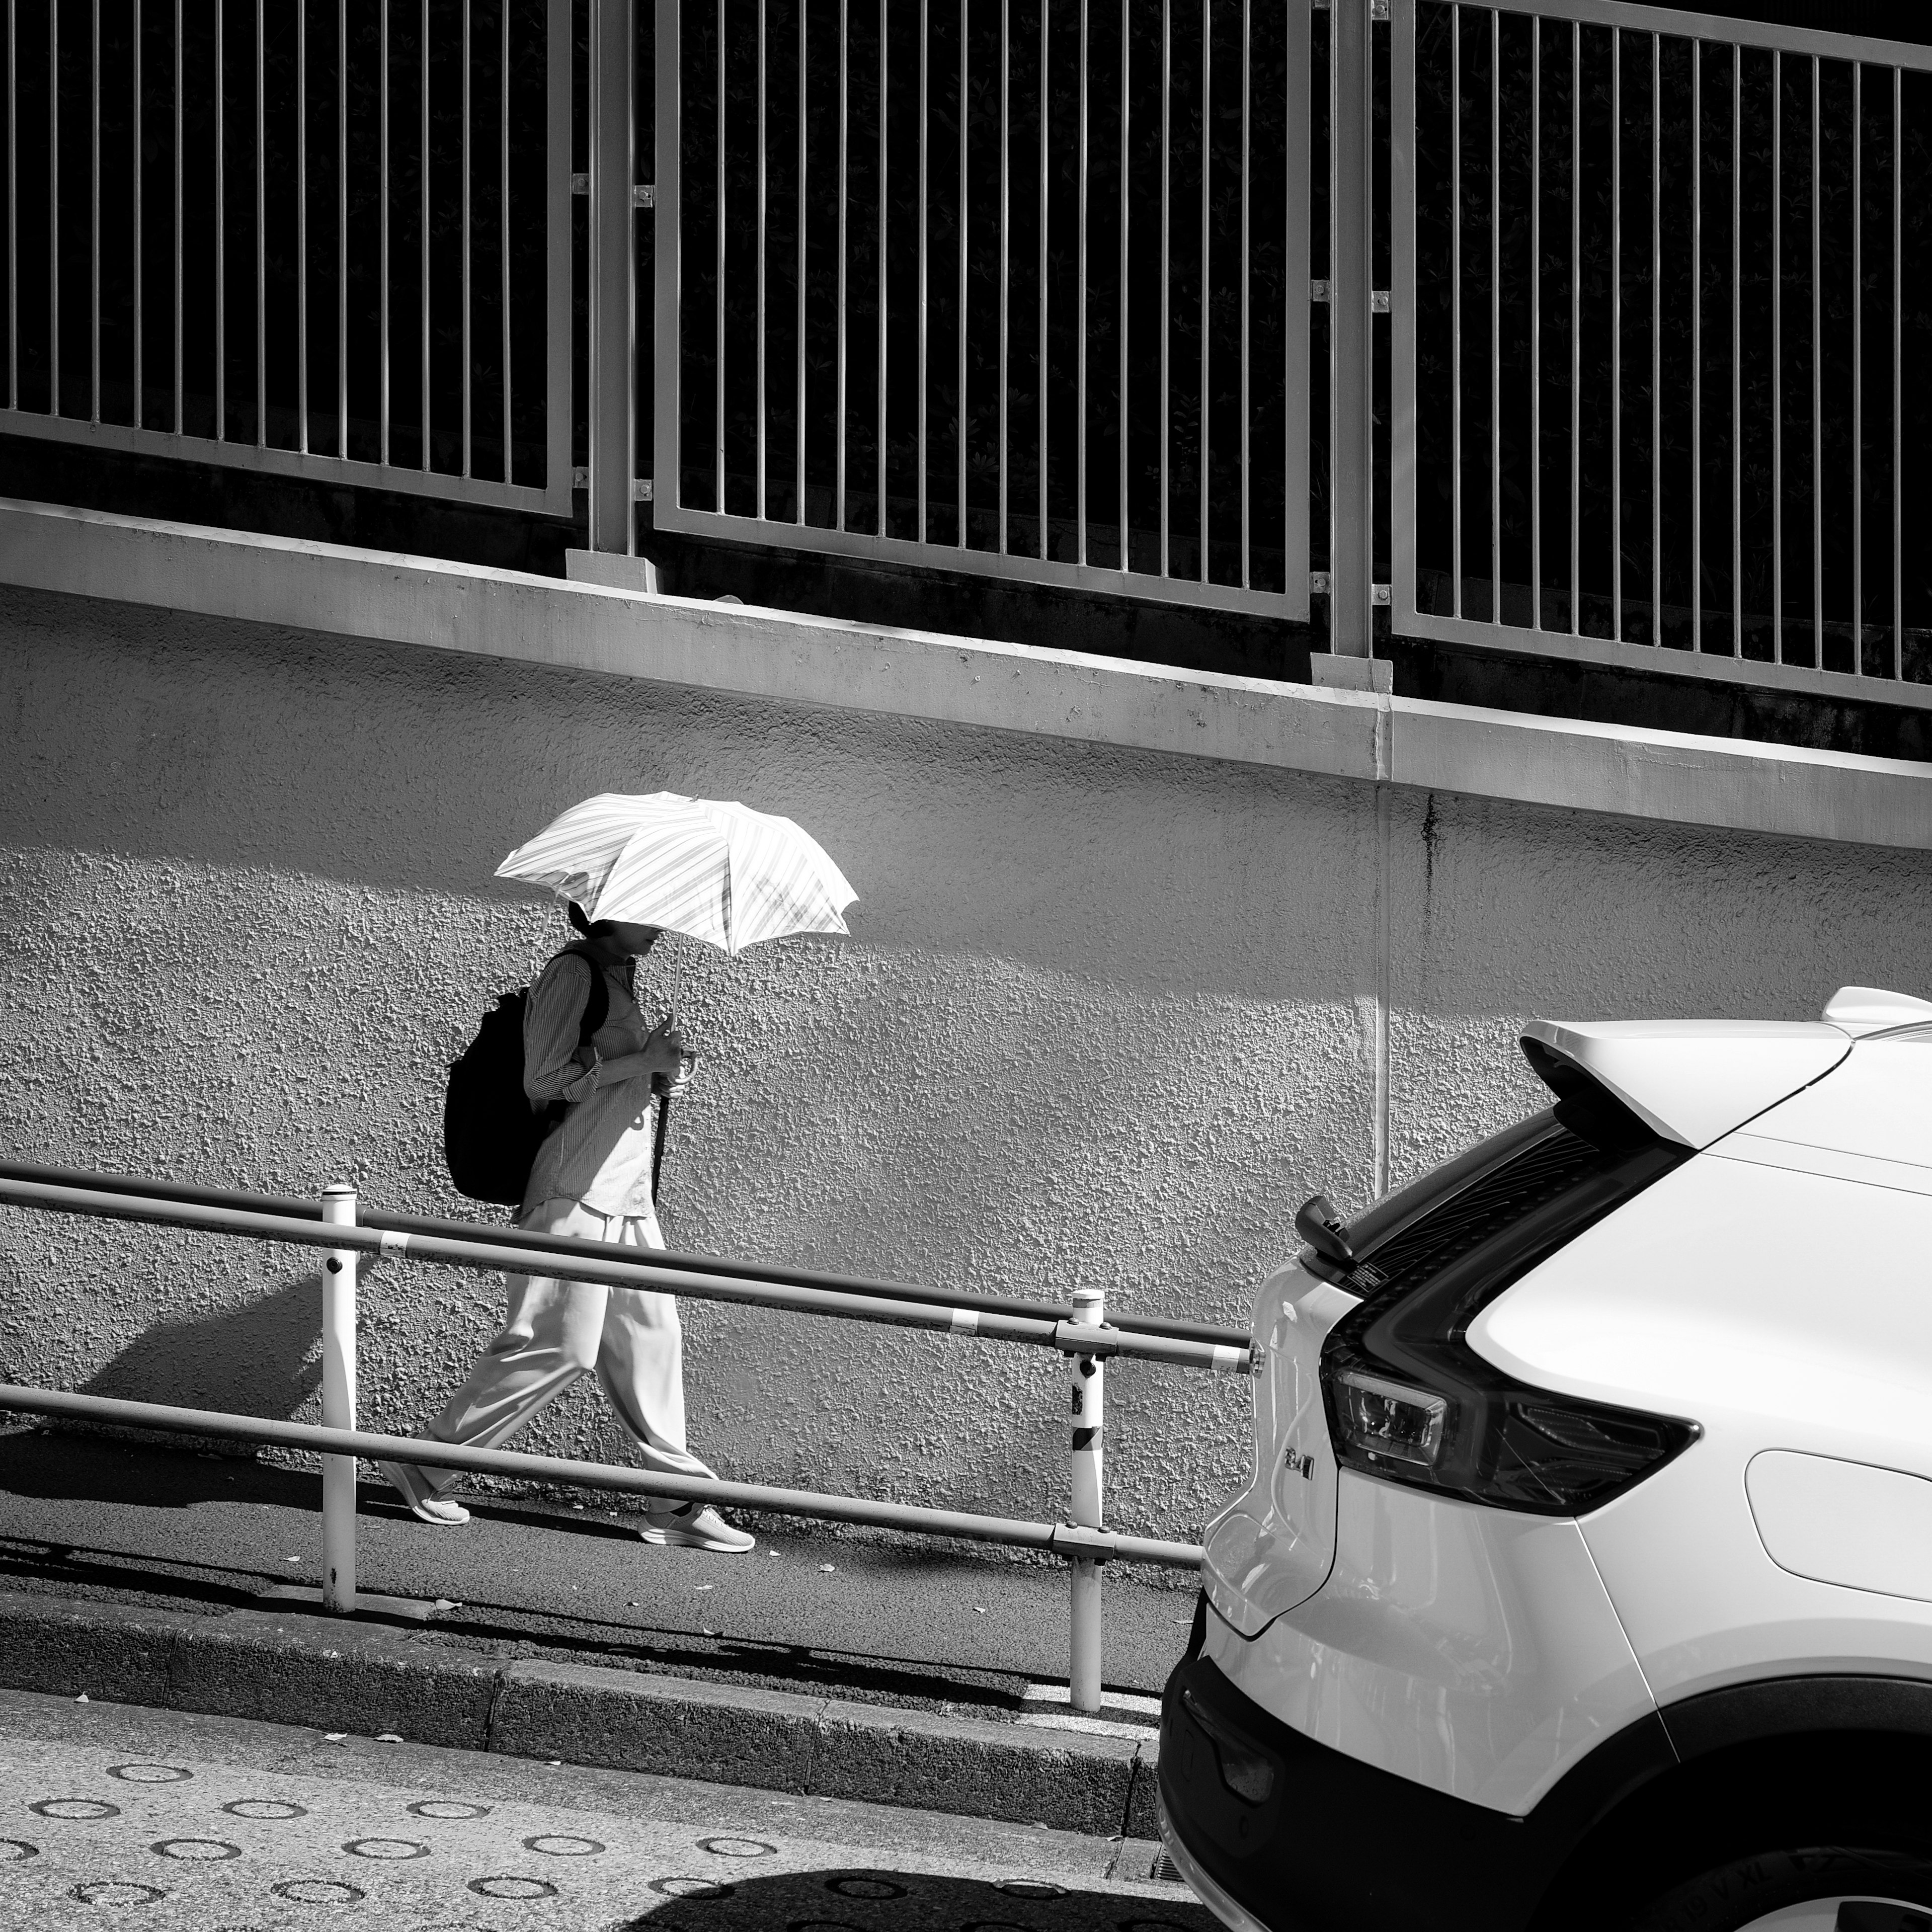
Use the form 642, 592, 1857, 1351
0, 1426, 1198, 1835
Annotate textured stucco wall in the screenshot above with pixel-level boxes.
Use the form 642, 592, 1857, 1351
4, 586, 1930, 1548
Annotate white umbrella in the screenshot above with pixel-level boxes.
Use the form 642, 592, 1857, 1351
496, 791, 857, 956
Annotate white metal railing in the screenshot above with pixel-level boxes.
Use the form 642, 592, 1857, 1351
647, 0, 1316, 623
1390, 0, 1932, 707
0, 0, 573, 514
0, 1166, 1244, 1712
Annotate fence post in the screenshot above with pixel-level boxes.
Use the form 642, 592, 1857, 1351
320, 1183, 358, 1615
1330, 0, 1375, 659
1068, 1285, 1106, 1714
589, 0, 637, 554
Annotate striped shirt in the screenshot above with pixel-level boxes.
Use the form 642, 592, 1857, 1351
521, 950, 661, 1219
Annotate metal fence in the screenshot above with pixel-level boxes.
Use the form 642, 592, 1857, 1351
0, 0, 573, 512
650, 0, 1316, 621
1391, 0, 1932, 704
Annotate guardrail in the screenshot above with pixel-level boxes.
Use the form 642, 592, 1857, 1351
0, 1164, 1243, 1712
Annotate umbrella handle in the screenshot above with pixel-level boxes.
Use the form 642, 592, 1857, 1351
651, 1091, 672, 1207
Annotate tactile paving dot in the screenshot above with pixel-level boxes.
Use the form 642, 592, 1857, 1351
787, 1921, 865, 1931
344, 1837, 432, 1860
1118, 1920, 1200, 1931
152, 1837, 244, 1861
827, 1875, 908, 1900
0, 1839, 39, 1862
652, 1876, 737, 1899
523, 1833, 605, 1856
222, 1800, 308, 1820
469, 1875, 558, 1899
700, 1836, 777, 1858
108, 1763, 194, 1784
70, 1881, 168, 1905
31, 1798, 121, 1819
273, 1879, 366, 1904
960, 1920, 1035, 1931
998, 1880, 1066, 1900
408, 1800, 492, 1820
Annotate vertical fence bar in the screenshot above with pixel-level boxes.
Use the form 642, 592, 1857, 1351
1038, 0, 1046, 557
1390, 0, 1415, 626
497, 0, 507, 479
1284, 0, 1309, 616
960, 0, 969, 548
1810, 53, 1821, 662
836, 0, 847, 526
1692, 39, 1700, 653
257, 0, 266, 445
1331, 0, 1371, 649
1197, 0, 1208, 585
91, 0, 98, 423
1570, 19, 1578, 632
133, 0, 142, 427
998, 0, 1007, 550
1531, 19, 1539, 627
799, 0, 807, 525
1159, 0, 1168, 578
1650, 32, 1659, 642
591, 0, 637, 549
47, 0, 55, 416
419, 0, 429, 470
176, 0, 183, 430
6, 0, 15, 410
1771, 49, 1780, 662
918, 0, 928, 544
379, 0, 388, 463
1611, 26, 1619, 639
1067, 1283, 1105, 1715
217, 0, 225, 436
880, 0, 888, 537
1853, 60, 1861, 669
1239, 0, 1248, 587
320, 1183, 359, 1616
1893, 64, 1902, 679
655, 0, 681, 516
299, 0, 309, 453
459, 0, 468, 475
1739, 39, 1754, 657
756, 0, 766, 520
716, 0, 725, 509
1120, 0, 1130, 572
1489, 7, 1498, 616
1075, 0, 1085, 566
1451, 8, 1459, 615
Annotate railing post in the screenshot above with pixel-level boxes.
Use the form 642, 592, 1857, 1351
1068, 1285, 1106, 1714
589, 0, 638, 554
320, 1183, 358, 1615
1330, 0, 1375, 660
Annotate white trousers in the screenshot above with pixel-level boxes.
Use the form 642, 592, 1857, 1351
415, 1196, 714, 1499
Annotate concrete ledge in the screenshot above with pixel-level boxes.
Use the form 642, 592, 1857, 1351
0, 1589, 1158, 1836
2, 497, 1926, 850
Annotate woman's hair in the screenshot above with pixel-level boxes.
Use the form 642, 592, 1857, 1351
567, 900, 594, 935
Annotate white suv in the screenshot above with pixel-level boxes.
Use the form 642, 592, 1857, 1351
1159, 987, 1932, 1932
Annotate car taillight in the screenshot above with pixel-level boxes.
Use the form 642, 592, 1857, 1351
1316, 1108, 1701, 1515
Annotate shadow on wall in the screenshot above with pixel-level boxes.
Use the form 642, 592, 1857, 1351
76, 1273, 323, 1420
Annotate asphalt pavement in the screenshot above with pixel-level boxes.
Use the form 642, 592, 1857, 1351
0, 1687, 1210, 1930
0, 1429, 1196, 1712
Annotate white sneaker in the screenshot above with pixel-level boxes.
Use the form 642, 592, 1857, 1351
638, 1503, 755, 1553
375, 1460, 471, 1527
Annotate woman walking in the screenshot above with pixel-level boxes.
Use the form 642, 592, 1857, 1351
379, 907, 754, 1553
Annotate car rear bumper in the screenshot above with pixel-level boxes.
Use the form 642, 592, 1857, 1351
1158, 1648, 1674, 1932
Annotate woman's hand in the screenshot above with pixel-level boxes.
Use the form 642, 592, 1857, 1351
642, 1015, 697, 1098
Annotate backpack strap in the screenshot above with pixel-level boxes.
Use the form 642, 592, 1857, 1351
551, 943, 612, 1069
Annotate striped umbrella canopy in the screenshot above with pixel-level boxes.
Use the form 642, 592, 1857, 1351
495, 792, 857, 956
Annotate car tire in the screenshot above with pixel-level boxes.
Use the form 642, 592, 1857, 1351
1622, 1846, 1932, 1932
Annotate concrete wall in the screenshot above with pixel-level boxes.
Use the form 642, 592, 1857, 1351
4, 570, 1931, 1549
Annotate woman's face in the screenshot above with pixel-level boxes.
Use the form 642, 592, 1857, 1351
599, 921, 663, 958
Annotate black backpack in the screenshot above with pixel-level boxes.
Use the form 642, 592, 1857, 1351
443, 945, 610, 1205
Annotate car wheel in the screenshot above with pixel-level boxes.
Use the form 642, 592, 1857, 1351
1623, 1847, 1932, 1932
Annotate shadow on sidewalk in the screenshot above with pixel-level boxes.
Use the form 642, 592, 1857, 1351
606, 1868, 1210, 1931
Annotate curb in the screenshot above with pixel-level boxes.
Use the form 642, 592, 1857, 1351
0, 1590, 1161, 1838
